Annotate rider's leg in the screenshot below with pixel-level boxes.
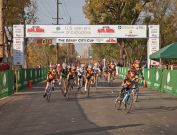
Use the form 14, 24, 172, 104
59, 76, 62, 85
85, 78, 88, 92
44, 81, 50, 97
78, 77, 80, 88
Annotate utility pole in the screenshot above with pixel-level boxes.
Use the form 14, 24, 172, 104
56, 0, 60, 64
67, 17, 71, 64
52, 0, 62, 64
0, 0, 4, 63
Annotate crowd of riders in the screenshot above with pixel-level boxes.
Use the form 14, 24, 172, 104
43, 61, 118, 97
43, 60, 143, 101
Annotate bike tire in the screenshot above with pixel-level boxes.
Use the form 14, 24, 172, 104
115, 96, 122, 110
46, 93, 51, 102
134, 88, 139, 102
125, 94, 134, 113
46, 89, 51, 102
94, 77, 98, 90
87, 84, 90, 97
66, 86, 70, 100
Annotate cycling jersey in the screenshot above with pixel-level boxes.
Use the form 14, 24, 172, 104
68, 71, 75, 79
86, 68, 93, 79
61, 69, 68, 79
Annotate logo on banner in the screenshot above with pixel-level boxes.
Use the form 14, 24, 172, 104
106, 38, 117, 43
98, 26, 115, 33
56, 27, 61, 31
27, 26, 45, 33
52, 26, 64, 34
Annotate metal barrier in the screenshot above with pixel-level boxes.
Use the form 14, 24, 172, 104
0, 70, 14, 98
116, 66, 177, 97
0, 68, 48, 98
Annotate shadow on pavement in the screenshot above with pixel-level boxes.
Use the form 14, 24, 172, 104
97, 81, 121, 87
46, 124, 144, 135
135, 106, 177, 112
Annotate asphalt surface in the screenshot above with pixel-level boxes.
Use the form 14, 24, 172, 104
0, 79, 177, 135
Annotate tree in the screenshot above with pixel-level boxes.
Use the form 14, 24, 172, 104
4, 0, 38, 68
144, 0, 177, 47
83, 0, 150, 65
83, 0, 177, 66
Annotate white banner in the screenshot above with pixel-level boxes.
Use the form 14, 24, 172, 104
117, 25, 147, 38
149, 38, 160, 54
56, 38, 117, 43
149, 25, 160, 38
149, 38, 160, 65
148, 25, 160, 66
26, 25, 147, 38
13, 38, 24, 65
13, 25, 24, 38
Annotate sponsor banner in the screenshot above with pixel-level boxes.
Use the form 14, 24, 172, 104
56, 38, 117, 43
13, 25, 24, 38
26, 25, 147, 38
117, 25, 147, 38
149, 25, 160, 38
13, 38, 24, 65
148, 38, 160, 66
149, 38, 159, 54
148, 25, 160, 66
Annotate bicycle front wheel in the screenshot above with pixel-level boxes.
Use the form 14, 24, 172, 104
125, 94, 134, 113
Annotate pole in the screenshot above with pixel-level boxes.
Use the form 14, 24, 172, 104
56, 0, 59, 64
67, 17, 71, 64
0, 0, 4, 63
160, 58, 162, 68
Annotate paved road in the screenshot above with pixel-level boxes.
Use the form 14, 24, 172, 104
0, 79, 177, 135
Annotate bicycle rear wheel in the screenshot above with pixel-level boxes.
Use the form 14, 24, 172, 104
46, 88, 51, 102
134, 88, 139, 102
46, 93, 51, 102
115, 96, 122, 110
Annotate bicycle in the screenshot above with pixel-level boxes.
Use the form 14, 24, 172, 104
133, 86, 139, 102
115, 89, 125, 110
115, 87, 134, 113
75, 75, 84, 95
85, 77, 91, 97
45, 83, 52, 102
123, 89, 134, 113
65, 78, 75, 100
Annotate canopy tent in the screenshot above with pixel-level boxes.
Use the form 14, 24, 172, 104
150, 42, 177, 60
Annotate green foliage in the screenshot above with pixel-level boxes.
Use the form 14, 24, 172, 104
83, 0, 177, 65
83, 0, 149, 64
4, 0, 37, 26
27, 44, 56, 67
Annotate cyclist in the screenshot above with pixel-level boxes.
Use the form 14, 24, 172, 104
84, 65, 94, 93
57, 64, 63, 85
119, 75, 132, 99
43, 69, 55, 97
64, 66, 76, 96
77, 64, 85, 89
51, 67, 57, 91
93, 63, 101, 86
107, 62, 116, 83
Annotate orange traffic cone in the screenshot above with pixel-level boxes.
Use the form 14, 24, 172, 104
143, 80, 147, 88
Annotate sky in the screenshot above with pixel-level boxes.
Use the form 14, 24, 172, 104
36, 0, 90, 56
